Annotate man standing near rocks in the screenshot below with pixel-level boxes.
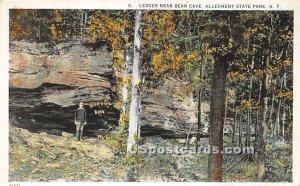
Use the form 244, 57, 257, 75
74, 101, 87, 141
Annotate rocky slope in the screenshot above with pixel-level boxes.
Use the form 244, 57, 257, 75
11, 125, 287, 182
9, 125, 210, 182
9, 125, 121, 181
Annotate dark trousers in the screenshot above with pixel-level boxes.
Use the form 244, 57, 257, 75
75, 121, 85, 140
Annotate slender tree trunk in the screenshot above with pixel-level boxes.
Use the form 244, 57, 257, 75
276, 98, 282, 135
245, 42, 253, 149
197, 46, 207, 149
275, 76, 284, 135
186, 125, 193, 147
286, 105, 292, 140
81, 11, 84, 40
257, 91, 268, 181
196, 59, 203, 148
246, 109, 251, 148
268, 92, 275, 136
125, 10, 143, 182
224, 89, 228, 122
282, 104, 286, 138
126, 10, 143, 154
81, 10, 88, 41
232, 106, 238, 144
38, 10, 42, 42
246, 70, 253, 148
239, 114, 243, 148
257, 33, 272, 181
61, 10, 65, 40
207, 54, 228, 182
254, 80, 262, 155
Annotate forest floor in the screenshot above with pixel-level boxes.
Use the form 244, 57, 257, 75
9, 125, 292, 182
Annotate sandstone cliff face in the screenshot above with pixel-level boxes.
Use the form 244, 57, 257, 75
140, 78, 200, 137
9, 41, 200, 138
10, 41, 115, 106
9, 41, 119, 135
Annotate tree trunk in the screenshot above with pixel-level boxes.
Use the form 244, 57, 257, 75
246, 108, 251, 148
246, 52, 255, 148
239, 114, 243, 148
257, 93, 268, 181
126, 10, 143, 155
268, 92, 275, 136
246, 75, 253, 148
257, 33, 272, 181
125, 10, 143, 182
207, 54, 228, 182
282, 104, 286, 138
224, 89, 228, 122
196, 59, 203, 148
197, 47, 207, 150
254, 80, 262, 155
38, 10, 42, 42
232, 107, 237, 144
276, 98, 282, 135
81, 10, 88, 41
275, 76, 284, 135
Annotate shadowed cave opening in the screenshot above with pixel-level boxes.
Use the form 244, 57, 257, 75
9, 83, 120, 137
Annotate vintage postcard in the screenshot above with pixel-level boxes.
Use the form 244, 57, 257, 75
0, 0, 299, 185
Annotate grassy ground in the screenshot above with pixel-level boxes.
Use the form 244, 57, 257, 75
9, 126, 292, 182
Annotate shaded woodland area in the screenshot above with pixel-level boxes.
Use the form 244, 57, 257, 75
9, 10, 293, 182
